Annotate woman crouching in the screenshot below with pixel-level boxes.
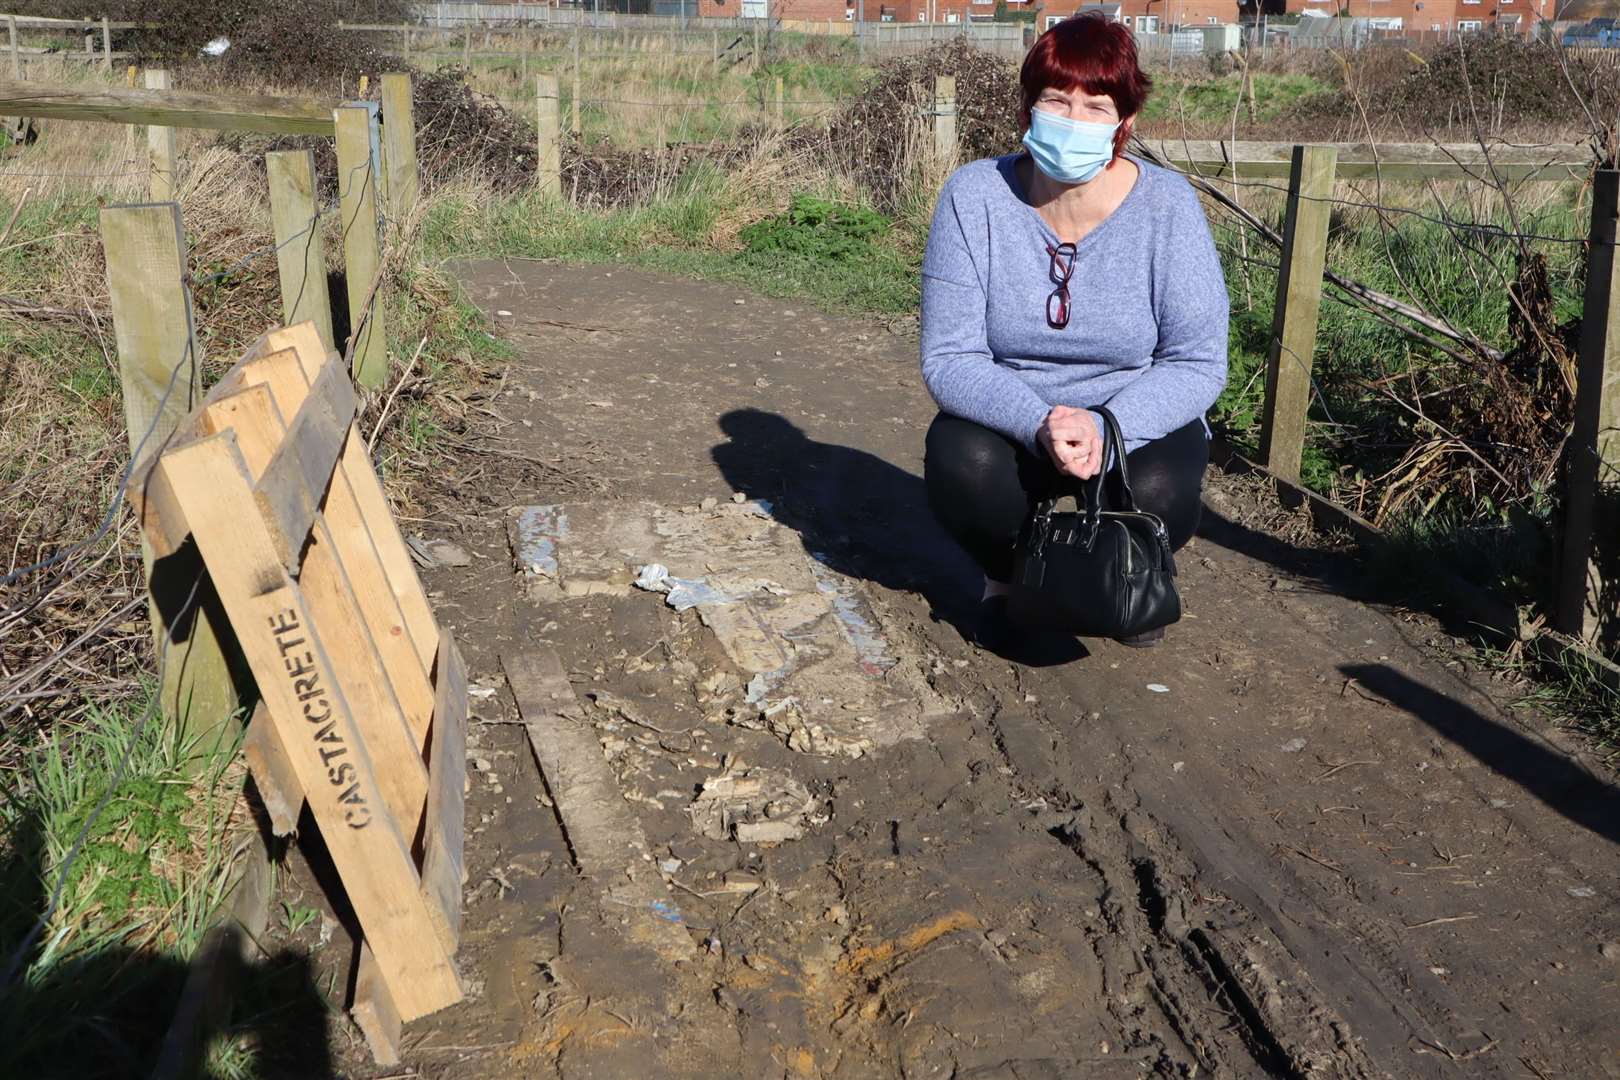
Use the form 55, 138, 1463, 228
921, 15, 1230, 650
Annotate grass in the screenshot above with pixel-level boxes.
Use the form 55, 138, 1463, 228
1140, 71, 1335, 131
0, 695, 247, 1077
423, 164, 926, 317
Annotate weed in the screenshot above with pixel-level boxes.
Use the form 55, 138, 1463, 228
740, 195, 888, 262
279, 900, 320, 935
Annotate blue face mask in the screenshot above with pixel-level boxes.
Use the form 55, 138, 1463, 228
1022, 108, 1120, 186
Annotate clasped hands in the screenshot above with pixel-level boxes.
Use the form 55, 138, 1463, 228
1037, 405, 1104, 480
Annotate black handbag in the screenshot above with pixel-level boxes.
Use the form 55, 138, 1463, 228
1012, 407, 1181, 638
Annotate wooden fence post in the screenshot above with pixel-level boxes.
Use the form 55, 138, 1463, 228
144, 69, 178, 202
462, 29, 471, 67
380, 72, 419, 222
571, 29, 582, 137
774, 74, 784, 126
334, 104, 388, 388
932, 74, 956, 167
101, 16, 111, 72
1557, 167, 1620, 647
535, 73, 560, 196
266, 149, 336, 351
1259, 144, 1337, 484
8, 16, 19, 80
100, 202, 237, 749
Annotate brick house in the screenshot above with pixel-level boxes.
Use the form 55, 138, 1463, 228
1246, 0, 1554, 32
1034, 0, 1239, 30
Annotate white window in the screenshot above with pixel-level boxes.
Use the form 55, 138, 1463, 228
844, 7, 853, 16
1135, 14, 1158, 31
945, 10, 959, 20
1458, 18, 1481, 28
1046, 14, 1063, 27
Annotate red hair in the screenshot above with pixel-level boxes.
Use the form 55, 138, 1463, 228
1020, 16, 1153, 160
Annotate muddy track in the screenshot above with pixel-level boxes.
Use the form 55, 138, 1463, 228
287, 260, 1620, 1080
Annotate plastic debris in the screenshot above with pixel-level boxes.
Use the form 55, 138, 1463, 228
1147, 683, 1170, 694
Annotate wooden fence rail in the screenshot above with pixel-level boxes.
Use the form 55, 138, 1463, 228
0, 79, 337, 135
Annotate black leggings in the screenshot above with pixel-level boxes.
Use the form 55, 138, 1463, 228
925, 413, 1208, 583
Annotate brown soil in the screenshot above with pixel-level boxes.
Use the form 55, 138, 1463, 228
271, 260, 1620, 1080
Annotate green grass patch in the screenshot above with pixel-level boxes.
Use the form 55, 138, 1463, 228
1142, 72, 1335, 128
424, 177, 923, 317
0, 698, 246, 1077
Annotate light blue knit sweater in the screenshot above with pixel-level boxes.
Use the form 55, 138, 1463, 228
920, 154, 1230, 454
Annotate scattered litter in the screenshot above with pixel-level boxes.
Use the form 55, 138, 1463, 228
468, 682, 499, 700
755, 377, 771, 388
632, 563, 740, 612
700, 496, 718, 511
686, 767, 821, 844
734, 298, 746, 305
471, 756, 493, 772
1280, 737, 1308, 753
648, 899, 684, 924
659, 857, 684, 874
1568, 886, 1598, 899
495, 309, 513, 316
1172, 761, 1185, 773
731, 491, 746, 503
587, 400, 614, 408
406, 535, 473, 569
1147, 683, 1170, 694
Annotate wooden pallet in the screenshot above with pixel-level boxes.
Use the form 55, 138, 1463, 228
130, 322, 466, 1063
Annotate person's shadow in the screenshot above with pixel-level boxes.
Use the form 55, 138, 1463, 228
710, 408, 1086, 665
0, 799, 334, 1078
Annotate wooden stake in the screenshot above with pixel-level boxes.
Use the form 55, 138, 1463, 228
101, 16, 111, 73
380, 72, 419, 222
571, 28, 582, 137
7, 16, 18, 80
333, 104, 387, 388
932, 74, 956, 167
774, 74, 784, 126
100, 202, 237, 749
144, 69, 177, 202
1557, 167, 1620, 647
266, 150, 336, 351
1259, 144, 1337, 484
535, 73, 560, 196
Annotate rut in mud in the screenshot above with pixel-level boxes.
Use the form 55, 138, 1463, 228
268, 260, 1620, 1080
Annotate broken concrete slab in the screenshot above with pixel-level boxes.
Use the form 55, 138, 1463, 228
507, 500, 946, 756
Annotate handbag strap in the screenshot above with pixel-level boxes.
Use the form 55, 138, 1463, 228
1030, 407, 1136, 535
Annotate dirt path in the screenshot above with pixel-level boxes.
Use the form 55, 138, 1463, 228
307, 260, 1619, 1079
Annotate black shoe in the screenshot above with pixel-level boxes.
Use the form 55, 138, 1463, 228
974, 594, 1016, 651
1115, 626, 1166, 648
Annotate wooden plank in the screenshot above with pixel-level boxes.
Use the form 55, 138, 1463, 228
380, 73, 420, 222
1259, 144, 1336, 485
932, 75, 955, 166
503, 648, 694, 963
143, 69, 176, 202
266, 149, 335, 351
251, 358, 356, 570
1139, 138, 1587, 183
195, 381, 428, 836
0, 13, 145, 29
352, 943, 403, 1066
101, 202, 237, 750
334, 103, 388, 388
1556, 167, 1620, 647
243, 703, 302, 836
420, 631, 468, 949
157, 432, 460, 1021
0, 78, 337, 135
535, 73, 559, 196
251, 325, 440, 732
